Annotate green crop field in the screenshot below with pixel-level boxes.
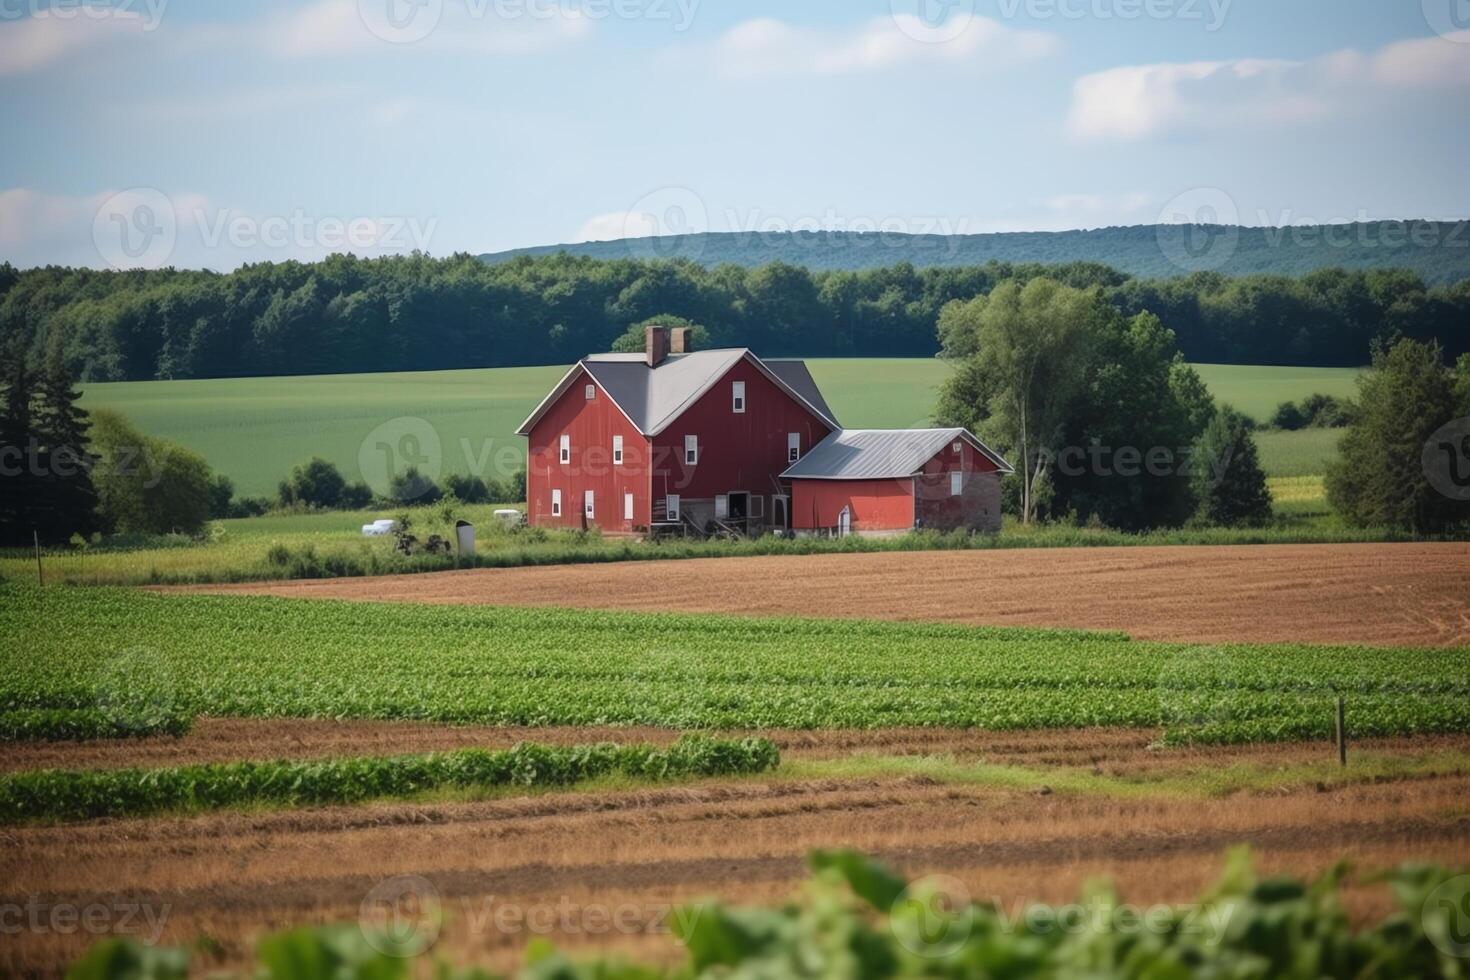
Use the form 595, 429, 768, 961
4, 585, 1465, 745
1189, 364, 1361, 420
79, 360, 1362, 495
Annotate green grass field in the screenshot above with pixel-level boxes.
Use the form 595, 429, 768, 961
79, 360, 1362, 496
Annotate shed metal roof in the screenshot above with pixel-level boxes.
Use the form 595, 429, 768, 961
781, 428, 1013, 480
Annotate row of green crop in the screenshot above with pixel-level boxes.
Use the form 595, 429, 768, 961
0, 735, 779, 822
0, 707, 192, 741
66, 849, 1470, 979
4, 585, 1468, 745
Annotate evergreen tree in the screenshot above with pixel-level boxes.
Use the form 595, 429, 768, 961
32, 338, 99, 542
0, 336, 42, 546
1192, 406, 1273, 527
1326, 339, 1470, 533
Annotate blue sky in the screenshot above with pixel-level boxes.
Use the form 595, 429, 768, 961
1, 0, 1468, 270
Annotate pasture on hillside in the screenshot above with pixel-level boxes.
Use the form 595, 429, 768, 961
79, 360, 1362, 496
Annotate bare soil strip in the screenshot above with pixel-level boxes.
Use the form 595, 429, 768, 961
6, 731, 1469, 976
10, 717, 1466, 774
175, 543, 1470, 647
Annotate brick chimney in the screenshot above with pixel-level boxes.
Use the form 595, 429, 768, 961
645, 325, 671, 368
670, 326, 694, 354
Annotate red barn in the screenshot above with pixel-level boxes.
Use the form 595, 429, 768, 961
782, 428, 1011, 536
518, 326, 1010, 537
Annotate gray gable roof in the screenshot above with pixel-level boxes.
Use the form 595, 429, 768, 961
764, 360, 837, 427
516, 349, 840, 437
781, 428, 1013, 480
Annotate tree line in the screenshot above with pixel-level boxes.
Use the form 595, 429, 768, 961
936, 279, 1470, 534
0, 254, 1466, 382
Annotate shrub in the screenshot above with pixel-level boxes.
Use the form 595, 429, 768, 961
279, 457, 347, 509
1270, 394, 1358, 430
1302, 392, 1357, 428
503, 468, 527, 503
207, 474, 235, 519
443, 473, 489, 504
90, 410, 213, 536
388, 465, 442, 504
227, 495, 272, 518
339, 481, 374, 509
1269, 400, 1308, 430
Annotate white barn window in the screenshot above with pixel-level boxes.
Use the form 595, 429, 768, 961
559, 434, 570, 464
950, 472, 963, 496
732, 381, 746, 413
684, 434, 698, 465
612, 434, 623, 465
585, 384, 596, 400
624, 492, 634, 520
551, 489, 562, 516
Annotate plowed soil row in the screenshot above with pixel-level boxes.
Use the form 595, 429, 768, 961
176, 543, 1470, 647
6, 729, 1469, 976
6, 716, 1467, 774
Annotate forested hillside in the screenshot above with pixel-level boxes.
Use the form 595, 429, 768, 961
0, 254, 1466, 382
482, 223, 1470, 284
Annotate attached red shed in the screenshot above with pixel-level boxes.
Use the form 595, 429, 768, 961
783, 428, 1011, 536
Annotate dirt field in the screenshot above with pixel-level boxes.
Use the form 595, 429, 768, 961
182, 543, 1470, 647
6, 727, 1470, 976
14, 716, 1462, 774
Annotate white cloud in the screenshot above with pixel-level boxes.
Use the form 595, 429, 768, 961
0, 7, 159, 76
1372, 30, 1470, 87
702, 14, 1058, 78
1069, 32, 1470, 142
574, 212, 642, 242
273, 0, 591, 58
0, 187, 200, 268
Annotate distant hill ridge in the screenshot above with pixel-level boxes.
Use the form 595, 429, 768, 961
481, 222, 1470, 285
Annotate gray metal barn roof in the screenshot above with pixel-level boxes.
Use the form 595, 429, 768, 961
781, 428, 1013, 480
517, 349, 840, 436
